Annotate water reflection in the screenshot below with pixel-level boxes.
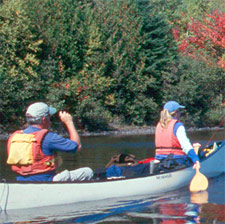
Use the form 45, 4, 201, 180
190, 191, 208, 204
66, 190, 212, 224
200, 203, 225, 223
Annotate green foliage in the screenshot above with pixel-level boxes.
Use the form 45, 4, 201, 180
94, 0, 157, 125
205, 94, 225, 126
80, 0, 177, 125
0, 0, 42, 79
0, 0, 224, 132
76, 97, 113, 132
26, 0, 90, 75
42, 0, 173, 126
162, 55, 225, 127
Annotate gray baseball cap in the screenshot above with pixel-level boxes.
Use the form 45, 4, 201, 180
26, 102, 57, 118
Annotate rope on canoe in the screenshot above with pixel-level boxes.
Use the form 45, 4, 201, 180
205, 115, 225, 147
0, 179, 9, 211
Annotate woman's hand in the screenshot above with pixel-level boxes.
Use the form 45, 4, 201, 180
193, 161, 200, 170
193, 143, 201, 155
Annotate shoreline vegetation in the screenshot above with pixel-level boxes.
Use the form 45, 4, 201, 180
80, 126, 225, 137
0, 1, 224, 135
0, 126, 224, 140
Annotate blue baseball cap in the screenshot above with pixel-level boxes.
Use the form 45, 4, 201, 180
164, 101, 185, 113
26, 102, 57, 118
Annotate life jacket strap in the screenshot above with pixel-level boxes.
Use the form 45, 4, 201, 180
156, 147, 182, 150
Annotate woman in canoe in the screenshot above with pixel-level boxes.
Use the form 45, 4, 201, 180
155, 101, 200, 169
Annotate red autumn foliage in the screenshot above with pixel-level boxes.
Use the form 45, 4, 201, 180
172, 27, 180, 41
174, 10, 225, 69
65, 83, 70, 89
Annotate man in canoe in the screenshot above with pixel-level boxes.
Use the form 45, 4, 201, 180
155, 101, 200, 169
7, 102, 93, 181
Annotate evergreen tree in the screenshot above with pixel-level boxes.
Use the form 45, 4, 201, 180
89, 0, 160, 125
136, 0, 178, 105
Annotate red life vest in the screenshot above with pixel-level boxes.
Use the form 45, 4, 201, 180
7, 129, 56, 176
155, 119, 186, 156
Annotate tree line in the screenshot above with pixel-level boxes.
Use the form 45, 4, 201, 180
0, 0, 224, 132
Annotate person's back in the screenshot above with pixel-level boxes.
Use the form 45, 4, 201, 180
7, 102, 93, 182
155, 101, 200, 169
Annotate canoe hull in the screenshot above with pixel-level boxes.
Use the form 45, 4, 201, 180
0, 141, 224, 210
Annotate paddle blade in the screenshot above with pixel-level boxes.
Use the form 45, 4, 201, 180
189, 169, 208, 192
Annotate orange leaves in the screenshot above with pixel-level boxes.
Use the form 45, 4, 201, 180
58, 59, 64, 74
65, 83, 70, 89
74, 82, 89, 102
51, 80, 89, 103
218, 56, 225, 68
172, 27, 180, 41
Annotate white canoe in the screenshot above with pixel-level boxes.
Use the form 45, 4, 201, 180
0, 140, 224, 211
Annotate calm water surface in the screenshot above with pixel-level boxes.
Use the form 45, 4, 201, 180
0, 130, 224, 223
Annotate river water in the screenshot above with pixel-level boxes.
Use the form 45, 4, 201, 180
0, 129, 224, 223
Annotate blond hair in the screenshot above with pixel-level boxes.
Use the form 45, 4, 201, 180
160, 109, 176, 128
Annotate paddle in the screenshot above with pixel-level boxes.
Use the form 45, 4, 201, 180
189, 143, 209, 192
189, 167, 208, 192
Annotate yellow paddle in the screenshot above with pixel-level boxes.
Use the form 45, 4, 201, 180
189, 167, 208, 192
189, 143, 208, 192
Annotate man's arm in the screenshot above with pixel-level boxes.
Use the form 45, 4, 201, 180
59, 111, 81, 151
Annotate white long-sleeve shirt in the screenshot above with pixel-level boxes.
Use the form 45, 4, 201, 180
176, 125, 193, 154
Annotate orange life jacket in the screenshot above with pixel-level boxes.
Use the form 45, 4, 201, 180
7, 129, 56, 176
155, 119, 186, 156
